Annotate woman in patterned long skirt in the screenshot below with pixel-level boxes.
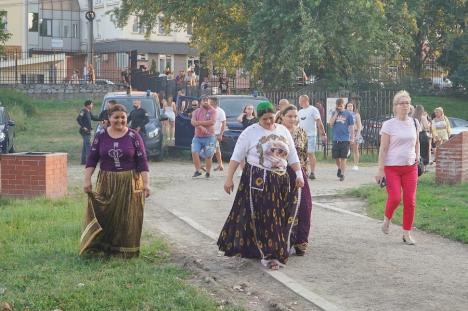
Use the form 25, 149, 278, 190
80, 104, 150, 258
278, 104, 313, 256
217, 101, 304, 270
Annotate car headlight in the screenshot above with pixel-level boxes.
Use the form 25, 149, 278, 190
147, 128, 159, 138
0, 132, 5, 142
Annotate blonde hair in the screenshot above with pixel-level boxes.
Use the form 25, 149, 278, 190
434, 107, 444, 115
392, 90, 411, 114
393, 90, 411, 106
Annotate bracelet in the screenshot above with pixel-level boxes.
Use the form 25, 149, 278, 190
295, 170, 303, 179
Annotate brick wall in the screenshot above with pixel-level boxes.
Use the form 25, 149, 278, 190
0, 152, 68, 199
436, 132, 468, 184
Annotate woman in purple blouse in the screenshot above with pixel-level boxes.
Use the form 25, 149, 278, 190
79, 104, 150, 258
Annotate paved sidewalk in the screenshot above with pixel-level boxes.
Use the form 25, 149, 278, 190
73, 161, 468, 310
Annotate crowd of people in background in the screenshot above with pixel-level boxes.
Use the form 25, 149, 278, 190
76, 89, 455, 267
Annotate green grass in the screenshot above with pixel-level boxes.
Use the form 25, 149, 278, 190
347, 173, 468, 243
0, 192, 242, 311
14, 100, 84, 162
413, 96, 468, 120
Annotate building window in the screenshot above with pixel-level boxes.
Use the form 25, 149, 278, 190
186, 22, 193, 35
159, 54, 173, 73
52, 20, 62, 37
28, 12, 39, 32
72, 23, 79, 38
40, 19, 52, 37
132, 17, 144, 34
95, 19, 101, 39
158, 17, 165, 35
116, 52, 129, 69
0, 11, 7, 31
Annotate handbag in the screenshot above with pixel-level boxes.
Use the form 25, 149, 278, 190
413, 118, 424, 177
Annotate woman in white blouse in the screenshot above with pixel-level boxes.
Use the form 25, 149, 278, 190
217, 101, 304, 270
376, 90, 420, 245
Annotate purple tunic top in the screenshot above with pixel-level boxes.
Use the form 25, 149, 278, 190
86, 128, 149, 172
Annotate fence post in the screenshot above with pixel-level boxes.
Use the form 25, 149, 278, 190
15, 52, 18, 85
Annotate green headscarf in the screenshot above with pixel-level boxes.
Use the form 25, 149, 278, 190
256, 101, 275, 117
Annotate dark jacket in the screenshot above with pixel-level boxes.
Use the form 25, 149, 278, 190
76, 108, 100, 135
129, 107, 150, 133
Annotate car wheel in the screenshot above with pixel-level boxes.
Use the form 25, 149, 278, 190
154, 152, 164, 162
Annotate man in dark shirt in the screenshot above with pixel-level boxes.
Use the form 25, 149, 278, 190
128, 100, 149, 134
98, 100, 117, 128
76, 100, 100, 164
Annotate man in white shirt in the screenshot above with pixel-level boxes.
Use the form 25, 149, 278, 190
211, 98, 227, 171
297, 95, 327, 179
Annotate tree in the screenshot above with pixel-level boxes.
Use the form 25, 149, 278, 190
439, 32, 468, 88
385, 0, 467, 77
111, 1, 416, 88
0, 11, 12, 54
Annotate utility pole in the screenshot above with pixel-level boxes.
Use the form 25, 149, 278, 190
85, 0, 95, 66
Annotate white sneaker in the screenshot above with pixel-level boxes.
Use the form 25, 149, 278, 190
352, 165, 359, 171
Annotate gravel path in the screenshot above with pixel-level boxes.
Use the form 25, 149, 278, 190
69, 161, 468, 311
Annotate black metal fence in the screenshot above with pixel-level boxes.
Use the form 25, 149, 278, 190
0, 51, 126, 85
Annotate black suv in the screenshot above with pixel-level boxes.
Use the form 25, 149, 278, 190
99, 91, 167, 160
0, 105, 16, 154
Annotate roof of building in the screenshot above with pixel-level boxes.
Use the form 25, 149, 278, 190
95, 40, 198, 55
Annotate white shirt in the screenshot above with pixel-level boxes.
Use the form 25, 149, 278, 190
231, 123, 300, 170
380, 118, 420, 166
298, 105, 321, 137
214, 107, 226, 135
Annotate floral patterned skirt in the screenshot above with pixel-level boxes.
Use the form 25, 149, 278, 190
288, 166, 312, 252
217, 163, 299, 264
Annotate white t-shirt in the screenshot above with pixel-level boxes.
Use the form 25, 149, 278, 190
214, 107, 226, 135
380, 118, 420, 166
298, 105, 321, 137
231, 123, 300, 170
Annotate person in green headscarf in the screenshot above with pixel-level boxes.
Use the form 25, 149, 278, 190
217, 101, 305, 270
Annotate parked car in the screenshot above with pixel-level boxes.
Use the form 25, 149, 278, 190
98, 91, 167, 161
0, 104, 16, 153
432, 77, 453, 89
448, 117, 468, 137
361, 115, 393, 147
174, 95, 268, 158
95, 79, 115, 85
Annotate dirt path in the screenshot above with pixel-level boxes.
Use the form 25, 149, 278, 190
69, 161, 468, 311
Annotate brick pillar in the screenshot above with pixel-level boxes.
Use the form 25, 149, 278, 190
0, 152, 68, 199
436, 132, 468, 184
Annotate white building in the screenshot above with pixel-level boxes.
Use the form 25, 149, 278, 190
79, 0, 199, 77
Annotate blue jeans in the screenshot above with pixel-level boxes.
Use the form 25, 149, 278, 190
81, 133, 91, 165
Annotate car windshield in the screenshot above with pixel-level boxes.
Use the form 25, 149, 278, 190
219, 98, 266, 118
103, 98, 157, 117
450, 118, 468, 127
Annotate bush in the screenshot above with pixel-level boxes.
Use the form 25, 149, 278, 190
7, 105, 28, 131
0, 88, 37, 116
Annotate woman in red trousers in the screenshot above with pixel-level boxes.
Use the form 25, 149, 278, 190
376, 90, 420, 245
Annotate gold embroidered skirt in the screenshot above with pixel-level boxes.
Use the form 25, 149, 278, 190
79, 170, 144, 258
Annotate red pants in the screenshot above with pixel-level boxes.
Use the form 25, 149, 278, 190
384, 165, 418, 231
